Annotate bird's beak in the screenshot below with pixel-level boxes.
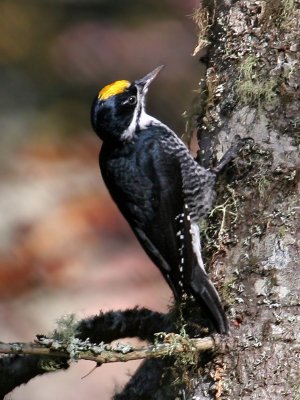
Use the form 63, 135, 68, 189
135, 65, 164, 93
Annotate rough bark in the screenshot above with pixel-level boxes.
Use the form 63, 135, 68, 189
191, 0, 300, 398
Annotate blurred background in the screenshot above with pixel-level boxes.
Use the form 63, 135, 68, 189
0, 0, 203, 398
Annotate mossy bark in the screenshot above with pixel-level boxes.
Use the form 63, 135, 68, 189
192, 0, 300, 399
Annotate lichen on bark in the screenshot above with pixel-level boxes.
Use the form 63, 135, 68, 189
191, 0, 300, 399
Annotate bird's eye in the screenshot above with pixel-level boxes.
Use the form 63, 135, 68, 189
127, 95, 137, 105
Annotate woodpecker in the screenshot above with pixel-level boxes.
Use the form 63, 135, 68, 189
91, 66, 229, 334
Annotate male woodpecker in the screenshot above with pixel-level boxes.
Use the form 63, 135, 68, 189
91, 66, 229, 334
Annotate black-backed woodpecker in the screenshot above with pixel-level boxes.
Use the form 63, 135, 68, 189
91, 66, 228, 334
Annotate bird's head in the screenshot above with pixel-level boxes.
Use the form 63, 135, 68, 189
91, 66, 164, 143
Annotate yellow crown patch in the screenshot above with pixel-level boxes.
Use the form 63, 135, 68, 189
98, 80, 130, 101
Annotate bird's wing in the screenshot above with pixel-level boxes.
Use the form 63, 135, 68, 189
132, 138, 228, 333
131, 138, 188, 281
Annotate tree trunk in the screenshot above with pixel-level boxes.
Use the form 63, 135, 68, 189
192, 0, 300, 398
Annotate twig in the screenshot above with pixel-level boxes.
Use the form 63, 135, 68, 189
0, 336, 218, 364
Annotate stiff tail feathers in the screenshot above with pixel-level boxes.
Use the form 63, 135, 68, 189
189, 266, 229, 334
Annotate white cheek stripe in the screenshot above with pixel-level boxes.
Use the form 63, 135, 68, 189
121, 84, 159, 141
122, 102, 170, 141
122, 99, 140, 140
190, 222, 207, 274
138, 109, 158, 129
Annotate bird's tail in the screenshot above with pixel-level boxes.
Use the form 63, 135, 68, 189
189, 264, 229, 334
180, 207, 228, 334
